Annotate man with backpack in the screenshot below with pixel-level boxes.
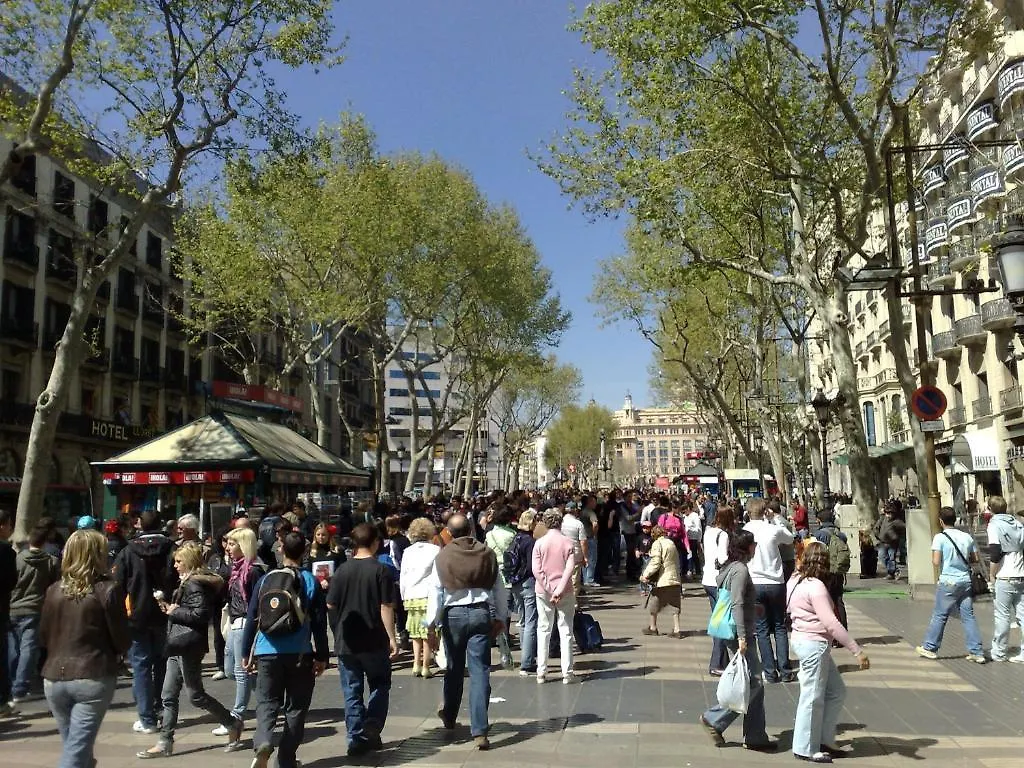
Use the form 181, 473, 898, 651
241, 531, 329, 768
504, 511, 539, 676
112, 510, 178, 734
985, 495, 1024, 662
812, 508, 852, 629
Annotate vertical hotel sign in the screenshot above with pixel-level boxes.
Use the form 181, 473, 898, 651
922, 165, 945, 195
966, 101, 998, 141
1005, 140, 1024, 177
998, 59, 1024, 108
925, 218, 948, 256
969, 165, 1005, 203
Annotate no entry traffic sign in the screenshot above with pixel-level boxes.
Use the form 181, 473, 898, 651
910, 385, 947, 421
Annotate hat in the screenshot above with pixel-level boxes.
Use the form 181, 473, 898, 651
565, 501, 579, 511
104, 519, 121, 535
517, 511, 536, 531
76, 515, 97, 530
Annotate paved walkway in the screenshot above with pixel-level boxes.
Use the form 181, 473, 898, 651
2, 582, 1022, 767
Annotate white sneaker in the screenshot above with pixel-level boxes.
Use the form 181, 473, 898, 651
0, 702, 19, 717
536, 674, 547, 685
563, 672, 577, 685
211, 724, 231, 736
211, 671, 228, 681
1009, 656, 1024, 664
132, 720, 158, 734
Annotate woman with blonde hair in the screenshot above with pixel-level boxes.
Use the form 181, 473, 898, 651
307, 522, 346, 586
787, 541, 870, 763
640, 525, 683, 637
400, 516, 441, 677
138, 542, 242, 758
40, 528, 131, 768
218, 525, 262, 735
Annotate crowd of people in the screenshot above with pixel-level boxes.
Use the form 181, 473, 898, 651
0, 486, 1021, 768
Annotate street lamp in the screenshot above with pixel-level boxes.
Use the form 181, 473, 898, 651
996, 216, 1024, 344
811, 389, 834, 515
395, 442, 408, 496
599, 428, 611, 487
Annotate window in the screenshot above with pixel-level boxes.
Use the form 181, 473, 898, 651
415, 389, 441, 398
119, 216, 137, 255
1, 369, 22, 402
388, 369, 406, 379
389, 407, 412, 417
863, 401, 876, 447
140, 337, 161, 377
146, 233, 162, 269
53, 172, 75, 219
389, 388, 409, 397
43, 299, 70, 347
87, 195, 108, 237
11, 154, 36, 196
116, 268, 137, 312
421, 371, 441, 380
113, 326, 135, 361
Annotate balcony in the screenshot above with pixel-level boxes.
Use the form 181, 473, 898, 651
948, 241, 979, 271
115, 288, 138, 315
928, 258, 954, 287
0, 401, 35, 428
981, 297, 1016, 330
879, 319, 891, 339
932, 329, 960, 358
901, 304, 913, 326
948, 405, 967, 427
868, 330, 881, 351
82, 346, 110, 371
163, 367, 187, 392
857, 376, 874, 391
139, 362, 162, 387
0, 317, 38, 349
954, 314, 986, 345
974, 217, 1000, 247
855, 341, 867, 360
854, 300, 865, 318
875, 368, 898, 388
1000, 385, 1023, 412
45, 256, 77, 287
973, 396, 993, 419
3, 239, 39, 272
142, 300, 164, 327
111, 354, 139, 379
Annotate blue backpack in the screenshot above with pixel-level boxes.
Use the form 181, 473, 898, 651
573, 612, 603, 652
707, 587, 737, 640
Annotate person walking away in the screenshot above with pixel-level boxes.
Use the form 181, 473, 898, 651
560, 502, 587, 597
788, 541, 870, 763
112, 510, 178, 734
699, 530, 776, 752
620, 491, 642, 581
702, 506, 735, 676
504, 511, 539, 676
205, 529, 232, 681
813, 509, 852, 628
0, 508, 19, 717
217, 526, 263, 735
484, 505, 517, 667
985, 495, 1024, 661
427, 514, 509, 750
137, 542, 242, 758
743, 499, 795, 683
640, 526, 682, 637
242, 531, 330, 768
40, 529, 132, 768
873, 506, 902, 580
8, 523, 59, 704
580, 496, 600, 587
399, 518, 440, 678
327, 523, 399, 757
684, 503, 704, 579
767, 499, 797, 583
532, 509, 577, 685
915, 506, 987, 663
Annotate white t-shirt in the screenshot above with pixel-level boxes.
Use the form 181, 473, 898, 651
684, 511, 703, 538
744, 518, 794, 585
640, 503, 657, 526
560, 513, 586, 556
988, 515, 1024, 579
702, 526, 729, 587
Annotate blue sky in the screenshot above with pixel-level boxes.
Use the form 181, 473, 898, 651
282, 0, 652, 411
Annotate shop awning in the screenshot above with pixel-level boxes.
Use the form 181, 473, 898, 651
93, 410, 371, 487
833, 441, 914, 465
951, 428, 1001, 473
688, 462, 720, 477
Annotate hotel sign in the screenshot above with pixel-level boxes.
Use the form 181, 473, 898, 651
1004, 141, 1024, 176
969, 165, 1004, 203
998, 60, 1024, 107
945, 194, 975, 232
942, 137, 969, 174
922, 165, 946, 195
966, 101, 998, 141
925, 218, 948, 254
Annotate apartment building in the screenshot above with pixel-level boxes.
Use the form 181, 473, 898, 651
610, 393, 710, 481
810, 7, 1024, 509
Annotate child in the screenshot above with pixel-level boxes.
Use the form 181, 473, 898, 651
636, 520, 655, 598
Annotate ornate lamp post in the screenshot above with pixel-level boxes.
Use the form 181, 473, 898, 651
811, 389, 834, 515
395, 442, 408, 496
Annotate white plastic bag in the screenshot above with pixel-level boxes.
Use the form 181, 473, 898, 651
716, 651, 750, 713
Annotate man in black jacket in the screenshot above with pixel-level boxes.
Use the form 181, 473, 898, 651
113, 510, 178, 734
0, 508, 19, 717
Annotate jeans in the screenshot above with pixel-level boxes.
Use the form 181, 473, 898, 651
511, 578, 538, 671
687, 537, 703, 577
8, 614, 40, 698
596, 536, 613, 582
212, 603, 226, 671
704, 587, 729, 672
791, 637, 846, 757
224, 623, 254, 718
536, 593, 575, 679
992, 579, 1024, 659
584, 539, 598, 584
0, 619, 9, 702
623, 533, 639, 578
159, 649, 235, 744
701, 639, 768, 745
878, 544, 897, 576
440, 605, 492, 737
753, 583, 791, 679
922, 581, 983, 655
44, 675, 116, 768
253, 654, 317, 768
338, 651, 392, 747
128, 623, 168, 727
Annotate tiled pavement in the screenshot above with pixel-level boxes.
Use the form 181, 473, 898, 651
2, 582, 1023, 767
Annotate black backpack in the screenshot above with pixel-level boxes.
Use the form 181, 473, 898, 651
257, 567, 307, 636
503, 534, 532, 586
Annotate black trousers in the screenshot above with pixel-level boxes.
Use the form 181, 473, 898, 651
254, 654, 316, 768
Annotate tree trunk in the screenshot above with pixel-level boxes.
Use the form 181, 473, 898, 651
462, 405, 481, 497
306, 363, 329, 448
372, 357, 389, 496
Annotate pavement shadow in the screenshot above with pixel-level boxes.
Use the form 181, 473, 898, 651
856, 635, 904, 645
847, 735, 938, 760
582, 662, 658, 681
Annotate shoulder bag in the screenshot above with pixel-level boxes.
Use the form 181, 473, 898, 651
940, 531, 989, 597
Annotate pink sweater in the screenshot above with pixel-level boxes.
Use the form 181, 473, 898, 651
532, 529, 576, 600
786, 575, 861, 655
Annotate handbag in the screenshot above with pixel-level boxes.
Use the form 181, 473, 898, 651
166, 618, 199, 654
941, 531, 989, 597
707, 586, 737, 640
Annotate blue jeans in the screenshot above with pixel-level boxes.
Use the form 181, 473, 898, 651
338, 651, 392, 747
44, 676, 117, 768
254, 655, 316, 768
753, 583, 791, 679
704, 587, 729, 672
791, 637, 846, 757
128, 624, 168, 727
922, 581, 983, 655
992, 579, 1024, 659
878, 544, 897, 575
584, 539, 598, 584
224, 623, 253, 718
440, 604, 492, 737
701, 639, 768, 745
8, 614, 40, 698
511, 578, 538, 672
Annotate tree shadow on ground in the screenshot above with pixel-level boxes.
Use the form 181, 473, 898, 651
855, 635, 904, 645
771, 724, 933, 761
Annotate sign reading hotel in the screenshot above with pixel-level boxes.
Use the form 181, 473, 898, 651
970, 166, 1005, 204
998, 59, 1024, 107
945, 194, 975, 232
925, 218, 948, 254
922, 165, 945, 195
966, 101, 998, 141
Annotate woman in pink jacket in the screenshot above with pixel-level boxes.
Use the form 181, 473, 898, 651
532, 508, 577, 684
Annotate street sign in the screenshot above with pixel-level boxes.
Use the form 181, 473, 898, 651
920, 419, 945, 433
910, 385, 947, 421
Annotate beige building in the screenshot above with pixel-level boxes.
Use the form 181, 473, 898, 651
810, 10, 1024, 511
610, 394, 711, 481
